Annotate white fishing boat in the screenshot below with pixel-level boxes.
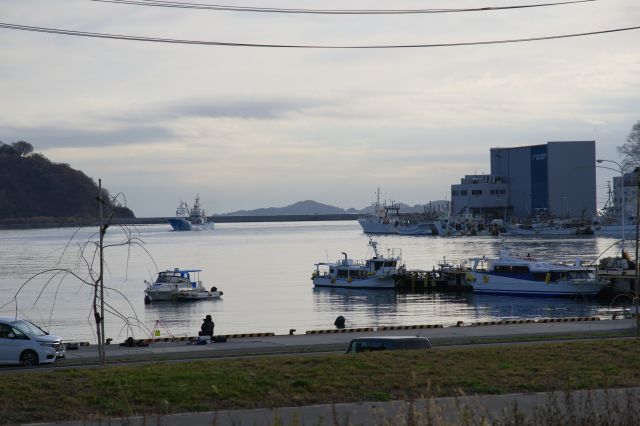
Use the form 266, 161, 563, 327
312, 239, 403, 289
466, 251, 604, 296
357, 189, 400, 234
357, 188, 435, 235
168, 195, 214, 231
592, 222, 637, 238
144, 269, 223, 302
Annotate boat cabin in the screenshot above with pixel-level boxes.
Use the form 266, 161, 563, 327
154, 269, 201, 289
471, 253, 595, 283
315, 253, 401, 281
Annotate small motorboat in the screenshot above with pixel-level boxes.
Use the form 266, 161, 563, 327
312, 238, 403, 289
144, 269, 222, 303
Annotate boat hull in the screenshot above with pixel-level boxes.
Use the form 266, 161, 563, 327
168, 218, 193, 231
593, 225, 637, 238
468, 272, 604, 296
357, 218, 398, 234
312, 276, 396, 289
176, 290, 223, 301
168, 219, 214, 231
144, 289, 179, 301
397, 222, 435, 236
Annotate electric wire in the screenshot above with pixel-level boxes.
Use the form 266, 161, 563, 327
90, 0, 597, 15
0, 22, 638, 49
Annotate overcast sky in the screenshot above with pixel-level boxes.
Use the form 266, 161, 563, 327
1, 0, 639, 216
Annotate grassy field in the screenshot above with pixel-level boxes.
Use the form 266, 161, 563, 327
2, 339, 640, 424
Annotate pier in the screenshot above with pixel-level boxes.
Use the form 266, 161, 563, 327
395, 268, 471, 292
597, 269, 638, 294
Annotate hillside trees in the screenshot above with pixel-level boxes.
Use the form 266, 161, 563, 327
0, 141, 134, 219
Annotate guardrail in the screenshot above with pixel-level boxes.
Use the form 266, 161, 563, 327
68, 317, 608, 346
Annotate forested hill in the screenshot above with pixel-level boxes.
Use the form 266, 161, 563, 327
0, 142, 134, 220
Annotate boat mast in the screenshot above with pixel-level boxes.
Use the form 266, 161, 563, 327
368, 238, 380, 258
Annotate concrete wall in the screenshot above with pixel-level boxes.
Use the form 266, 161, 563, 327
491, 146, 534, 218
547, 141, 596, 218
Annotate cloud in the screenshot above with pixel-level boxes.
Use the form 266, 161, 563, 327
0, 0, 638, 215
0, 124, 173, 149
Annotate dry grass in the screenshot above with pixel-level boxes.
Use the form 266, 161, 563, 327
1, 339, 640, 424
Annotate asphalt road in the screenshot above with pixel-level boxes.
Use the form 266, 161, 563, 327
5, 317, 630, 370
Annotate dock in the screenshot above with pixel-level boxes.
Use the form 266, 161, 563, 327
395, 268, 471, 292
598, 269, 639, 294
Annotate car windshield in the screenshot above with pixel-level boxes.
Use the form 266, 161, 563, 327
11, 319, 47, 336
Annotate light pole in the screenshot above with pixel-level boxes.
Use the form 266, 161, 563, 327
597, 159, 626, 253
597, 159, 640, 336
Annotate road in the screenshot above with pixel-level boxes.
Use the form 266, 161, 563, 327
11, 317, 631, 370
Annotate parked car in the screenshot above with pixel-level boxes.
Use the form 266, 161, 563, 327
0, 317, 65, 366
346, 336, 432, 354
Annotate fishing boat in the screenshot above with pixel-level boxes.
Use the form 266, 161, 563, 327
466, 251, 604, 296
144, 269, 223, 303
357, 189, 436, 235
312, 239, 403, 289
168, 195, 214, 231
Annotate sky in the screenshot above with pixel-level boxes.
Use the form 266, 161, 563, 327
1, 0, 639, 216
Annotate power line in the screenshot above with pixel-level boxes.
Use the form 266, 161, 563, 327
90, 0, 597, 15
1, 22, 638, 48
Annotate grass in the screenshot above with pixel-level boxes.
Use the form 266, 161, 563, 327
2, 339, 640, 424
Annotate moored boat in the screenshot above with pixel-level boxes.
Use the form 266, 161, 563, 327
466, 251, 604, 296
144, 269, 223, 302
312, 239, 403, 289
357, 189, 436, 236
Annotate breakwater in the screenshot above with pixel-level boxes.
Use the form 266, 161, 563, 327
0, 214, 360, 229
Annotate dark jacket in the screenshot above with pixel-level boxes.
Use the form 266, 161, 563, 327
201, 319, 214, 337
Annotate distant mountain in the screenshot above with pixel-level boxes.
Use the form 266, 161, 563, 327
219, 199, 451, 216
220, 200, 348, 216
0, 142, 135, 220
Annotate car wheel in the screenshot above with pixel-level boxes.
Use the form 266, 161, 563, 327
20, 350, 39, 367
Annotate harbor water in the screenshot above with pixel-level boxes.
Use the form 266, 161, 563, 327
0, 221, 632, 342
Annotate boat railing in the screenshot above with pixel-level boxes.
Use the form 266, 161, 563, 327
339, 259, 367, 267
437, 258, 470, 271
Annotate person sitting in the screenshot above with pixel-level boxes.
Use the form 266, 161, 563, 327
200, 314, 214, 339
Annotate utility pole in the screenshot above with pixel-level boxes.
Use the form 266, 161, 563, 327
633, 173, 640, 338
97, 179, 106, 366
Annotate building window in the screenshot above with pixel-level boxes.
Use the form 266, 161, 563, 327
452, 190, 459, 196
472, 190, 482, 195
460, 190, 468, 196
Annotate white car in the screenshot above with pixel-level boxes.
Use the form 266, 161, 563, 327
0, 317, 65, 366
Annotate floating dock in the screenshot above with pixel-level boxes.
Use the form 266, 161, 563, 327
395, 268, 471, 292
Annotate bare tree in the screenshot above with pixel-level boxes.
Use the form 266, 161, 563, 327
0, 183, 155, 367
617, 120, 640, 168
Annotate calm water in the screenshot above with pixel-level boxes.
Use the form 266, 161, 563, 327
0, 221, 632, 342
